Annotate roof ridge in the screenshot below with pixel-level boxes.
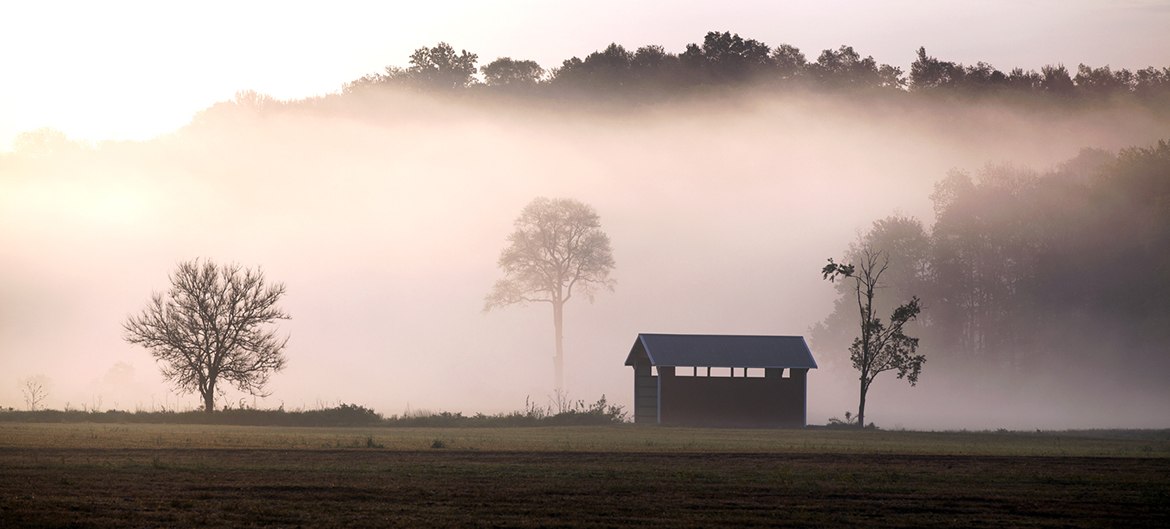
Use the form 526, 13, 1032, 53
637, 333, 805, 338
626, 334, 817, 369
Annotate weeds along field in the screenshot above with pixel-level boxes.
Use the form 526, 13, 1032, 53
2, 424, 1168, 528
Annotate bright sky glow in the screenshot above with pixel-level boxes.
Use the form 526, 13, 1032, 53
2, 1, 1168, 149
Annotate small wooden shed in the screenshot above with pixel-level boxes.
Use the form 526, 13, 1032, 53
624, 333, 817, 427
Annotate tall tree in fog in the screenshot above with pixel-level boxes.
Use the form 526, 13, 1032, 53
823, 249, 924, 428
485, 198, 615, 392
123, 260, 289, 413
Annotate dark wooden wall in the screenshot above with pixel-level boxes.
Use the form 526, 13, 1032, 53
655, 368, 808, 427
633, 364, 658, 424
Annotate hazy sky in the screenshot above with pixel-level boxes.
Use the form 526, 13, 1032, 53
2, 0, 1169, 149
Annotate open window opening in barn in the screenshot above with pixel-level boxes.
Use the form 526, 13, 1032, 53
709, 367, 731, 377
746, 368, 765, 378
676, 366, 696, 377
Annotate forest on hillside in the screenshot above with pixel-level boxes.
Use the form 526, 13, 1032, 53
813, 142, 1170, 393
342, 31, 1170, 104
9, 30, 1170, 159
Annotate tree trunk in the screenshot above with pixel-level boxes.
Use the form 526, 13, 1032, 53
857, 381, 867, 428
553, 301, 565, 392
203, 381, 216, 413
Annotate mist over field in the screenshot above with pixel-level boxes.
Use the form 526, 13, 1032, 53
2, 86, 1168, 429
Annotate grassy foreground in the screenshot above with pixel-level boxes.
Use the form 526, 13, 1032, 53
1, 422, 1168, 456
1, 423, 1168, 527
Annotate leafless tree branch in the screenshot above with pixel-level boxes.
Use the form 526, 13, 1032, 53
123, 259, 290, 412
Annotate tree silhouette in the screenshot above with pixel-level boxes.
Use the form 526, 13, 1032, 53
771, 44, 807, 80
823, 249, 924, 428
812, 45, 902, 89
681, 31, 773, 81
1074, 64, 1127, 97
407, 42, 479, 89
481, 57, 545, 87
553, 43, 636, 90
20, 376, 49, 411
123, 259, 289, 413
910, 47, 965, 90
1041, 65, 1075, 95
485, 198, 615, 391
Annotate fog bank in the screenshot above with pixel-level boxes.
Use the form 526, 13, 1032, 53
2, 90, 1167, 428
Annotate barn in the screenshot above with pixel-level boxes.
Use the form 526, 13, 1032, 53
624, 333, 817, 427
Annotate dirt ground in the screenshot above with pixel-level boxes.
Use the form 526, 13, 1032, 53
2, 447, 1168, 528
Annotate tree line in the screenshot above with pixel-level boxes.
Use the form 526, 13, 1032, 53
344, 31, 1170, 102
814, 140, 1170, 387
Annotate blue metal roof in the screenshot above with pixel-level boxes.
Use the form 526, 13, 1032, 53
624, 333, 817, 369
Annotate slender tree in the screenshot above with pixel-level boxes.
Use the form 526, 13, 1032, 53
20, 376, 49, 411
123, 259, 289, 413
823, 248, 924, 427
485, 198, 615, 391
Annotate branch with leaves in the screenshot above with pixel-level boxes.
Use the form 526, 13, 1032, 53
823, 248, 924, 427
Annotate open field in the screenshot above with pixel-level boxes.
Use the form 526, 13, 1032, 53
2, 424, 1168, 527
4, 422, 1170, 456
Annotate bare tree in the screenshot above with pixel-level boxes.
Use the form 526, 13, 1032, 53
823, 248, 924, 428
21, 376, 49, 411
123, 259, 289, 413
485, 197, 615, 391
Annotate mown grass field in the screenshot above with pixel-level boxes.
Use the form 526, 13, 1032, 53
2, 423, 1168, 527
